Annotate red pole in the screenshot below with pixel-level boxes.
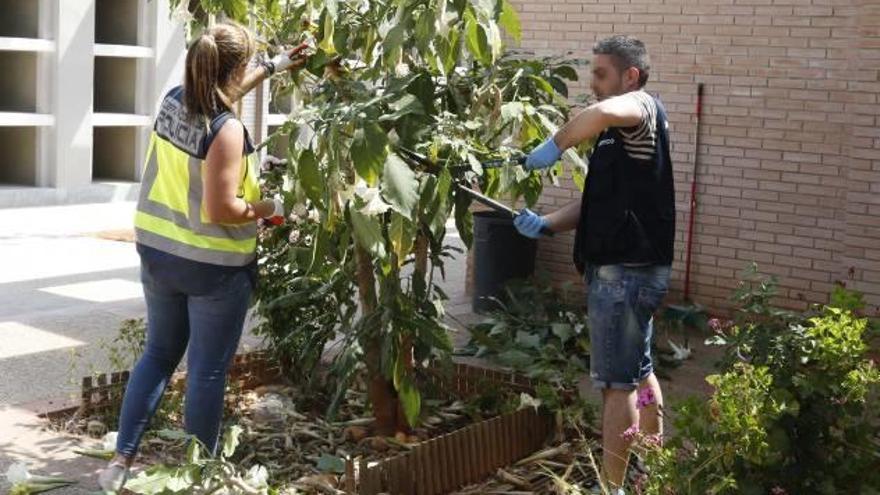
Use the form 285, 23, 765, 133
683, 83, 704, 303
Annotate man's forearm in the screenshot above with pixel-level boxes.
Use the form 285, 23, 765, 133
552, 95, 643, 151
544, 199, 581, 233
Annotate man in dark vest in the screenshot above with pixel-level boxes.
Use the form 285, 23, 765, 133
514, 35, 674, 492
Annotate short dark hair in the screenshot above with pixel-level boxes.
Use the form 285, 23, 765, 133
592, 35, 650, 88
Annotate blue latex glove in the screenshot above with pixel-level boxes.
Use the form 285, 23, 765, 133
524, 136, 563, 170
514, 209, 548, 239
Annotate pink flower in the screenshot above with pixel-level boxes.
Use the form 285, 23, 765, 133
622, 424, 640, 443
770, 487, 787, 495
637, 387, 656, 409
709, 318, 734, 334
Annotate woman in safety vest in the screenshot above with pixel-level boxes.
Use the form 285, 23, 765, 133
98, 22, 309, 491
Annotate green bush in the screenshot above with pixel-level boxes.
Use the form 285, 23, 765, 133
637, 266, 880, 494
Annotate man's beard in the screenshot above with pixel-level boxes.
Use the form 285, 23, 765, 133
593, 81, 624, 101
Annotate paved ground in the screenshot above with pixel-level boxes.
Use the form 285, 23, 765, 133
0, 203, 141, 492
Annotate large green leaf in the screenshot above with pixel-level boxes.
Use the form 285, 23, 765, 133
498, 0, 521, 42
553, 65, 579, 81
381, 154, 420, 220
426, 167, 452, 237
398, 377, 421, 426
516, 331, 541, 349
297, 148, 324, 208
408, 73, 437, 116
549, 76, 568, 98
454, 188, 474, 248
352, 123, 388, 186
383, 22, 407, 60
528, 74, 556, 97
551, 323, 573, 343
389, 212, 416, 265
185, 440, 200, 464
222, 425, 243, 458
414, 9, 436, 51
379, 94, 425, 122
436, 30, 460, 75
522, 172, 542, 207
464, 9, 491, 65
350, 208, 387, 259
125, 465, 180, 494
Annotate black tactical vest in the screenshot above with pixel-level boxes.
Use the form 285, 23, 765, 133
573, 95, 675, 271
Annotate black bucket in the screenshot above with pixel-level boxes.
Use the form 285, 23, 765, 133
472, 211, 538, 313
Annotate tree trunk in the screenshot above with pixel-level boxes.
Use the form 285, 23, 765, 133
393, 233, 430, 433
356, 246, 400, 435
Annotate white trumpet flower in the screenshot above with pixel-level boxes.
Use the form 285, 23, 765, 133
5, 461, 75, 493
668, 339, 693, 361
5, 462, 31, 484
102, 431, 118, 452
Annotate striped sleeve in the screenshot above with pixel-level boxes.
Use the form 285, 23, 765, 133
618, 90, 658, 161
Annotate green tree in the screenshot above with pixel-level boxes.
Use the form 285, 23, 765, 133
174, 0, 586, 435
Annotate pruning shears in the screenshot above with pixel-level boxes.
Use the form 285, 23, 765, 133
395, 147, 554, 237
395, 146, 526, 172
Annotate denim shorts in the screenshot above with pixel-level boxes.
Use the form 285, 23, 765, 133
585, 264, 671, 390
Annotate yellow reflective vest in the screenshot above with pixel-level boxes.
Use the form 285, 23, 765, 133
134, 86, 260, 267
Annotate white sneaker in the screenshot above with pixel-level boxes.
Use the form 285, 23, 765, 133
97, 461, 129, 492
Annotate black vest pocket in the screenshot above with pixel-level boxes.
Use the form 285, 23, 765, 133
585, 209, 651, 257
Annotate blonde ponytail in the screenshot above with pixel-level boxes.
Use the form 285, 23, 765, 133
183, 23, 254, 119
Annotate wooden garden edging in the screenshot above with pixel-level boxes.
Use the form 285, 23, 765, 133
350, 361, 558, 495
354, 406, 553, 495
77, 350, 280, 418
73, 356, 559, 494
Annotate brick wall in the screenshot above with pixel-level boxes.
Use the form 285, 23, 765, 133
483, 0, 880, 314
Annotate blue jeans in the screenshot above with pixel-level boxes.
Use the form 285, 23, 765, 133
116, 245, 253, 456
585, 264, 670, 390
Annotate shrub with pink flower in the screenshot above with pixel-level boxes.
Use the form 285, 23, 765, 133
621, 424, 640, 443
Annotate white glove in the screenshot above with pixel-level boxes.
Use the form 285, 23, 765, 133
260, 154, 287, 172
268, 51, 295, 74
264, 42, 311, 75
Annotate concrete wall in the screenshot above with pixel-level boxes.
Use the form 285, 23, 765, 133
499, 0, 880, 313
0, 0, 185, 207
0, 0, 292, 208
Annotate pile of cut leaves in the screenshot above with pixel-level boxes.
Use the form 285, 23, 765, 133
461, 280, 590, 410
81, 382, 520, 494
